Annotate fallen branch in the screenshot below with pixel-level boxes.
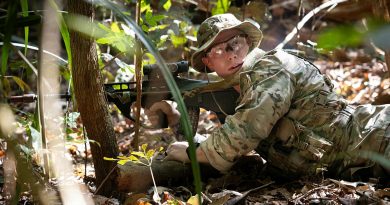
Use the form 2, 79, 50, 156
275, 0, 349, 50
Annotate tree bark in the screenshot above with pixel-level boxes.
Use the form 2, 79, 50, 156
68, 0, 119, 196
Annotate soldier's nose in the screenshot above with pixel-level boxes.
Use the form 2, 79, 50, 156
228, 53, 237, 61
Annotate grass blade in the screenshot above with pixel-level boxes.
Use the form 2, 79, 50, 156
1, 1, 18, 76
20, 0, 29, 55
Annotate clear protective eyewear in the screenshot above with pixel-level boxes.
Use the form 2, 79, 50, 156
206, 34, 248, 58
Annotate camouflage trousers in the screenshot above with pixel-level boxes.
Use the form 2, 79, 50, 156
257, 104, 390, 180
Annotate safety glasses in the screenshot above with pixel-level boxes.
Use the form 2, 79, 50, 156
206, 34, 248, 58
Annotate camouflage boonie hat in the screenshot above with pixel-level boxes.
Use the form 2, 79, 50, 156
191, 13, 263, 72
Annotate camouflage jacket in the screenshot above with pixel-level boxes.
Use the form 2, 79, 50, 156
200, 48, 390, 179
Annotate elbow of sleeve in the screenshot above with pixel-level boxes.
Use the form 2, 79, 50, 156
200, 140, 234, 172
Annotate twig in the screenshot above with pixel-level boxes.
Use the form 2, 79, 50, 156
225, 181, 274, 205
94, 164, 118, 194
275, 0, 349, 50
292, 184, 334, 204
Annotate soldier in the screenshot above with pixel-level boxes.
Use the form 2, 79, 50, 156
164, 13, 390, 180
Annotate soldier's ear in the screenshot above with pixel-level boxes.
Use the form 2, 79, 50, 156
202, 57, 214, 71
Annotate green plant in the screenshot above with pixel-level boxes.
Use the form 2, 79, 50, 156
104, 143, 164, 204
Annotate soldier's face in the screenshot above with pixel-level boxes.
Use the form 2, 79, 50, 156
202, 34, 250, 78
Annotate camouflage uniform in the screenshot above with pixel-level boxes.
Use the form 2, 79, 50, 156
191, 13, 390, 180
199, 48, 390, 180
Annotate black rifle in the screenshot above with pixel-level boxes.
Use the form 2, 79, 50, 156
8, 61, 239, 130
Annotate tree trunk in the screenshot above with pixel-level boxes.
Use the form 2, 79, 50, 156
68, 0, 119, 196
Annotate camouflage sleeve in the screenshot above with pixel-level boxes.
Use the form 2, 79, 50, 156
200, 59, 296, 172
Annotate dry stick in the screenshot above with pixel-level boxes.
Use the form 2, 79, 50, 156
94, 164, 118, 194
292, 184, 334, 204
133, 0, 142, 150
225, 181, 275, 205
275, 0, 349, 50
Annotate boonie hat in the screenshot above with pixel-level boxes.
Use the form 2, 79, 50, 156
191, 13, 263, 72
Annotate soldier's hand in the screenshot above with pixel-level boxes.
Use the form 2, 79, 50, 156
164, 141, 190, 163
145, 101, 181, 128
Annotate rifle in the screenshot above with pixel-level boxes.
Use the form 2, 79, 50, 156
8, 61, 239, 131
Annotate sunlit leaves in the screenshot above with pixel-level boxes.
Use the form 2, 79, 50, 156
167, 20, 191, 47
163, 0, 172, 11
141, 10, 167, 32
96, 22, 135, 53
168, 30, 187, 47
104, 143, 164, 166
212, 0, 231, 15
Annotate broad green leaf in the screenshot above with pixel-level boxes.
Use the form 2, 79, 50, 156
146, 149, 155, 159
128, 155, 139, 161
163, 0, 172, 11
118, 160, 128, 165
141, 143, 148, 152
98, 22, 112, 32
170, 34, 187, 47
151, 14, 165, 22
144, 11, 157, 27
96, 36, 113, 44
212, 0, 231, 15
131, 151, 146, 158
148, 24, 169, 32
141, 0, 151, 12
111, 22, 121, 33
141, 24, 149, 32
12, 76, 31, 91
144, 53, 156, 64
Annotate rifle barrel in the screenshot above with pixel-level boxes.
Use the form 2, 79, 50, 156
143, 61, 188, 75
8, 94, 71, 103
